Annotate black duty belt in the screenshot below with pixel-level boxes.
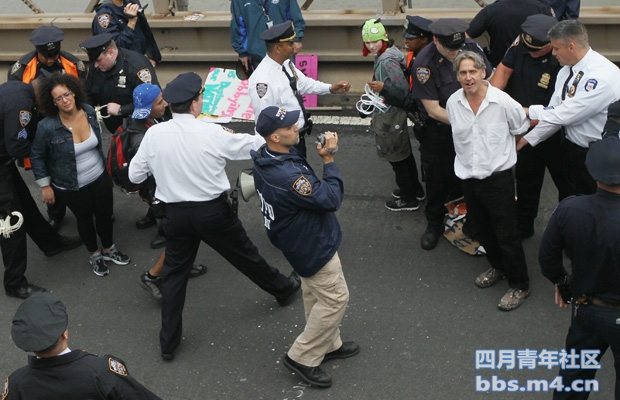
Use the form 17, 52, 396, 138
576, 294, 620, 310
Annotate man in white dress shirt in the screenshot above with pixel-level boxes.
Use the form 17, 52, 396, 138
517, 20, 620, 195
446, 51, 531, 311
248, 21, 350, 158
128, 72, 300, 361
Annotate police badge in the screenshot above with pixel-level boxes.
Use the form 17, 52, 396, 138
292, 176, 312, 196
416, 67, 430, 85
117, 75, 127, 88
137, 68, 152, 83
256, 83, 268, 99
97, 14, 111, 29
108, 357, 128, 376
10, 62, 22, 75
19, 110, 32, 128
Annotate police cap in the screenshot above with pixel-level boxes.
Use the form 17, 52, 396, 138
259, 21, 297, 43
163, 72, 204, 104
30, 26, 64, 57
521, 14, 557, 51
256, 106, 301, 137
586, 136, 620, 186
429, 18, 468, 50
79, 33, 113, 62
403, 16, 433, 40
11, 292, 68, 353
603, 100, 620, 137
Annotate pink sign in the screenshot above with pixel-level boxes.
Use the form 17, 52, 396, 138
295, 54, 318, 108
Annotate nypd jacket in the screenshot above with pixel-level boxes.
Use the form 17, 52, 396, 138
30, 104, 105, 191
251, 145, 343, 277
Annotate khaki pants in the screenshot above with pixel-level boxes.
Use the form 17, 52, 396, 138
288, 252, 350, 367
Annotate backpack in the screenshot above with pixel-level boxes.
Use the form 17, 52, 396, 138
106, 119, 150, 193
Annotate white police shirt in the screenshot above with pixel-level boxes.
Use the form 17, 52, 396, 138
249, 55, 331, 129
526, 48, 620, 148
128, 113, 265, 203
447, 82, 530, 180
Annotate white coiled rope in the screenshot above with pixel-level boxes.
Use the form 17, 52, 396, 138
95, 105, 111, 133
0, 211, 23, 238
356, 84, 390, 116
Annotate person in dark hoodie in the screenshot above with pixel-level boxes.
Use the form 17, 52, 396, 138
251, 106, 360, 389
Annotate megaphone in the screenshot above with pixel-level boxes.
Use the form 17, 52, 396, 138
237, 169, 256, 202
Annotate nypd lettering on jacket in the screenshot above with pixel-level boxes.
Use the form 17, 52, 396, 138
257, 189, 275, 230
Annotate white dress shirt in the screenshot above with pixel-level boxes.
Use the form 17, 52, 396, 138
249, 55, 331, 129
128, 113, 265, 203
526, 48, 620, 148
447, 82, 529, 180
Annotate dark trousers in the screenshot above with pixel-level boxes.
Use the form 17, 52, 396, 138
463, 169, 529, 290
516, 132, 572, 231
554, 303, 620, 399
418, 122, 462, 228
55, 173, 114, 253
1, 164, 64, 290
390, 153, 424, 201
159, 195, 291, 354
562, 139, 596, 196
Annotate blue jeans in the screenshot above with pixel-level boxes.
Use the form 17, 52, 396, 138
554, 303, 620, 399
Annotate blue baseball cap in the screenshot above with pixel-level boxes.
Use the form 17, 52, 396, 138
256, 106, 300, 137
132, 83, 161, 119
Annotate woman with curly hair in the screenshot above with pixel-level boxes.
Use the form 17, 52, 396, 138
30, 74, 130, 277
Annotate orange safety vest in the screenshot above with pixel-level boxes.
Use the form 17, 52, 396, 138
406, 51, 415, 91
21, 55, 79, 84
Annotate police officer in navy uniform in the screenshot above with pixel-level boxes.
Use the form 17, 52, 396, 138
7, 26, 87, 231
7, 26, 87, 84
128, 72, 301, 361
490, 14, 571, 238
80, 33, 159, 133
408, 18, 492, 251
539, 103, 620, 399
3, 292, 162, 399
0, 80, 81, 299
466, 0, 554, 68
92, 0, 161, 65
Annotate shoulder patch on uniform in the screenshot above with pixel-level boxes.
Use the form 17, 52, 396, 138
292, 176, 312, 196
416, 67, 430, 85
77, 61, 86, 72
256, 83, 268, 99
510, 36, 520, 48
97, 13, 111, 29
137, 68, 152, 83
584, 78, 598, 92
221, 126, 236, 134
19, 110, 32, 128
2, 377, 8, 400
10, 62, 22, 75
108, 357, 128, 376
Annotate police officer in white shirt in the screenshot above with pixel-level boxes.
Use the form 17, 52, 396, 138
446, 51, 531, 312
249, 21, 350, 158
517, 20, 620, 195
128, 72, 301, 361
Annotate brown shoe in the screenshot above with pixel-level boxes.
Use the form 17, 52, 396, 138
498, 288, 530, 311
475, 268, 506, 288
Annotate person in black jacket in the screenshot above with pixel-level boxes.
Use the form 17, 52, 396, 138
538, 102, 620, 399
4, 292, 162, 399
80, 34, 159, 133
251, 106, 360, 388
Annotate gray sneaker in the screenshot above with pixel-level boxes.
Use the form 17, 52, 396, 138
90, 253, 109, 277
140, 271, 162, 300
385, 198, 420, 211
102, 244, 131, 265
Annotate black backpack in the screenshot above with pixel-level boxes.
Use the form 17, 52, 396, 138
106, 119, 150, 193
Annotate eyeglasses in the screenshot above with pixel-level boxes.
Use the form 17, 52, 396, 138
53, 91, 74, 104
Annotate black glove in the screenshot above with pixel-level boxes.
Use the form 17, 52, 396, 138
555, 275, 572, 304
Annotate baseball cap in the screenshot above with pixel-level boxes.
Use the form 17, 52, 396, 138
256, 107, 301, 137
132, 83, 162, 119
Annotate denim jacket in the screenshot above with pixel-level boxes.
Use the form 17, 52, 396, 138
30, 104, 105, 191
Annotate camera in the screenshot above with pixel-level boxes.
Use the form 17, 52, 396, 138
316, 133, 326, 147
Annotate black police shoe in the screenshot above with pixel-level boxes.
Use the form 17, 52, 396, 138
44, 235, 82, 257
136, 210, 156, 229
421, 225, 443, 250
276, 272, 301, 306
150, 231, 166, 249
322, 341, 361, 363
6, 284, 47, 299
282, 355, 332, 388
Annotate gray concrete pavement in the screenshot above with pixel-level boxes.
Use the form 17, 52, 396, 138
0, 120, 615, 399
